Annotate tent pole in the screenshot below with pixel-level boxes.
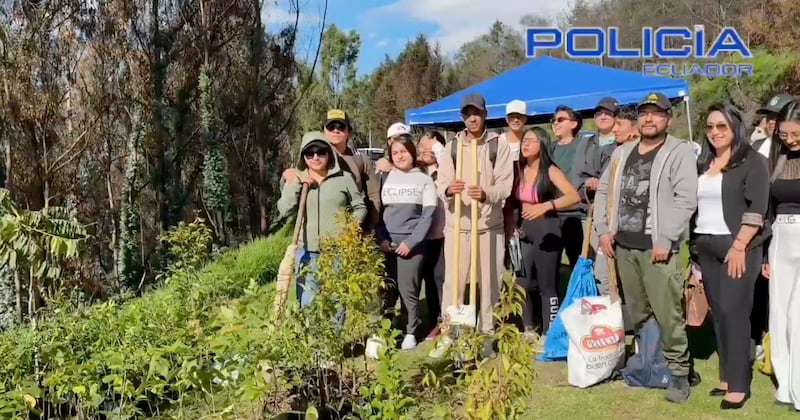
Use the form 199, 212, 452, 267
684, 96, 693, 143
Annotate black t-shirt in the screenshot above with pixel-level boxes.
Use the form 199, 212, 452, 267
772, 153, 800, 215
615, 142, 663, 250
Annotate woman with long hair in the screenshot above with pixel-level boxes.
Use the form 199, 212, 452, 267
763, 97, 800, 411
691, 103, 769, 410
506, 127, 580, 345
376, 135, 437, 350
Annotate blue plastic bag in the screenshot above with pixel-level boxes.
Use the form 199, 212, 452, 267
538, 255, 599, 361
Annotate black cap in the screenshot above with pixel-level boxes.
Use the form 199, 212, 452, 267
595, 97, 619, 114
460, 93, 486, 112
637, 92, 672, 113
324, 109, 351, 128
757, 93, 795, 115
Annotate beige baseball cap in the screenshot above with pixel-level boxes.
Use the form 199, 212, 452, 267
386, 122, 411, 139
506, 100, 527, 116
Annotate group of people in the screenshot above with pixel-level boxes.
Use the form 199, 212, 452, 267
276, 90, 800, 411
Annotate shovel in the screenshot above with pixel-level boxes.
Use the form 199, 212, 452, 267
604, 159, 621, 304
273, 182, 310, 321
445, 137, 478, 328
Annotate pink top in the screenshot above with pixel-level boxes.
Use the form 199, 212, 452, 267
517, 181, 539, 204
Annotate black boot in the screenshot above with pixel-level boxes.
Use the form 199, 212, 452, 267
665, 374, 691, 403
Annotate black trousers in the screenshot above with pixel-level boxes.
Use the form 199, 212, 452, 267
421, 238, 444, 323
559, 214, 583, 268
517, 216, 563, 333
695, 234, 761, 393
384, 245, 425, 335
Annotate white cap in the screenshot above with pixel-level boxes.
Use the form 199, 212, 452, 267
506, 100, 527, 116
386, 122, 411, 139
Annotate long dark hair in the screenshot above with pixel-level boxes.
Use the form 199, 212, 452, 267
422, 130, 445, 145
515, 127, 559, 202
768, 98, 800, 176
388, 136, 420, 168
697, 102, 750, 173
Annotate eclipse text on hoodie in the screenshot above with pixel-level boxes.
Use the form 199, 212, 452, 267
378, 167, 437, 251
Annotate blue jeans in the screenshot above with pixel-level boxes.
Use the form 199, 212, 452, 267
295, 248, 345, 328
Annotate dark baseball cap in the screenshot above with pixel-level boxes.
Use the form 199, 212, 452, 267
595, 97, 619, 114
324, 109, 351, 127
460, 93, 486, 112
757, 93, 795, 115
637, 92, 672, 113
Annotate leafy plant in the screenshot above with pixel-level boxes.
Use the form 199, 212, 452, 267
461, 276, 535, 419
355, 319, 415, 419
157, 217, 213, 281
0, 226, 291, 419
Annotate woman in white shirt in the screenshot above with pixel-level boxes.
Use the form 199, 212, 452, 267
691, 103, 770, 410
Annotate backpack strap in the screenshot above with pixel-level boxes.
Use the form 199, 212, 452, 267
342, 152, 364, 193
449, 134, 497, 169
489, 136, 497, 168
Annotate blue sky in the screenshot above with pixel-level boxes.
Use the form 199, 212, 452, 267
263, 0, 575, 76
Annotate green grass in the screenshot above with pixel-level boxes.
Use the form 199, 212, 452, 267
396, 329, 792, 419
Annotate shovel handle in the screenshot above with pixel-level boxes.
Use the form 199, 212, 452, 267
606, 158, 621, 303
292, 183, 310, 246
451, 139, 463, 308
469, 138, 478, 308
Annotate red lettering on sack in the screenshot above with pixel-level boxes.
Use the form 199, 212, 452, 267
580, 299, 607, 315
580, 326, 625, 351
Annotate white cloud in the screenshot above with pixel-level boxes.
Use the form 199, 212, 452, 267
376, 39, 389, 47
262, 7, 313, 25
359, 0, 572, 53
368, 32, 377, 39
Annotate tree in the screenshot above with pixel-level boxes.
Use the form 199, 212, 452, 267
199, 66, 232, 244
450, 21, 526, 91
298, 25, 362, 135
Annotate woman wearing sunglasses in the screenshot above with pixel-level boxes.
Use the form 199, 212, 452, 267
691, 103, 769, 410
277, 131, 368, 309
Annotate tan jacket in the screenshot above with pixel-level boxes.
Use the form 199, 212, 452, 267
435, 129, 514, 233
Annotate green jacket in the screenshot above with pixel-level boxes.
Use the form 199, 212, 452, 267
277, 133, 367, 252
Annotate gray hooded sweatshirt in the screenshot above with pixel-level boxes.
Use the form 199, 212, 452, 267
593, 134, 698, 251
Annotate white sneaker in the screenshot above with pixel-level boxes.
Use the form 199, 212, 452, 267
428, 336, 453, 359
365, 334, 386, 360
401, 334, 417, 350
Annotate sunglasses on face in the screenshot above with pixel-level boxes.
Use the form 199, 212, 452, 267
325, 122, 347, 132
303, 148, 328, 158
705, 123, 729, 132
551, 116, 573, 124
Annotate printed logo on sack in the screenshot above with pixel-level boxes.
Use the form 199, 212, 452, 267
525, 26, 753, 78
580, 299, 607, 315
580, 326, 626, 352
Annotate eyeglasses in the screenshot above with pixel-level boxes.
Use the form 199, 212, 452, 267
705, 123, 729, 132
325, 122, 347, 132
522, 138, 540, 144
551, 116, 573, 124
303, 148, 328, 158
778, 131, 800, 142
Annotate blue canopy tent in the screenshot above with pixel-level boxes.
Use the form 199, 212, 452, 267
405, 56, 692, 138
